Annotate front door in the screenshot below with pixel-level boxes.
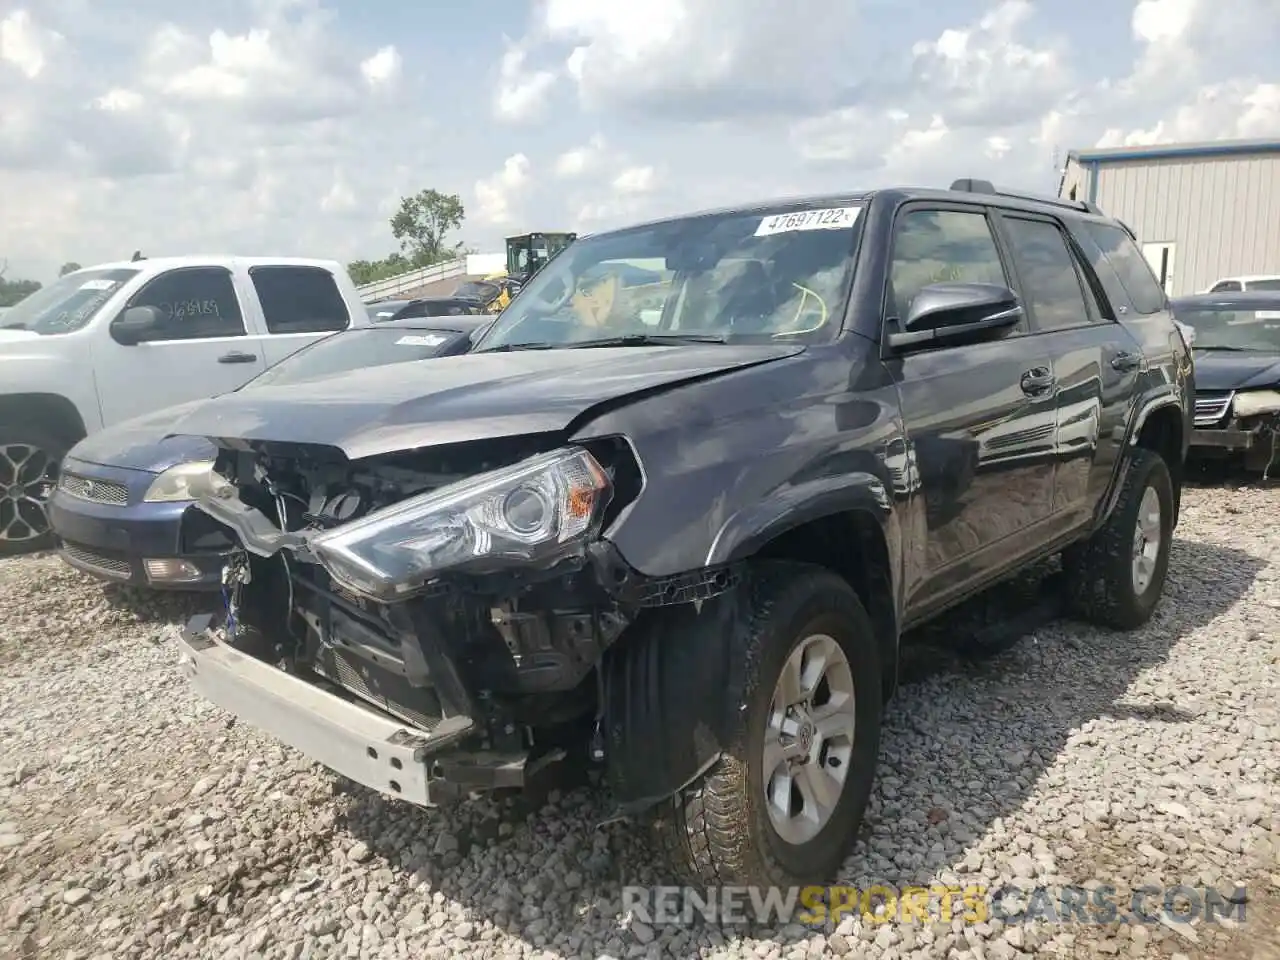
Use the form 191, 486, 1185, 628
885, 205, 1058, 616
93, 266, 268, 427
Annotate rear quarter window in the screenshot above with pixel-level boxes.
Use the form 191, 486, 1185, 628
250, 266, 351, 334
1077, 222, 1167, 315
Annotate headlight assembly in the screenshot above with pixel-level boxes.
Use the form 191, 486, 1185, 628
1233, 389, 1280, 418
143, 461, 235, 503
309, 446, 612, 601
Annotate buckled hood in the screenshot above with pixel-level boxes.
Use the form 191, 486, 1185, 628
165, 344, 805, 460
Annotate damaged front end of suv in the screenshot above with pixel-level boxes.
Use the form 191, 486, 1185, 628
181, 428, 740, 807
173, 194, 894, 887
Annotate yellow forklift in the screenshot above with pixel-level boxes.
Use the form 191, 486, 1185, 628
468, 231, 577, 312
503, 231, 576, 284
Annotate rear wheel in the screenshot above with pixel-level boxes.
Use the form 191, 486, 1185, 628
0, 425, 66, 558
650, 561, 883, 886
1062, 447, 1174, 629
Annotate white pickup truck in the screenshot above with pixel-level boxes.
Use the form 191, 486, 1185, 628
0, 255, 373, 556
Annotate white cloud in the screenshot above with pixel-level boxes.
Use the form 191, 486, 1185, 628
0, 9, 60, 79
320, 172, 357, 213
474, 153, 532, 226
2, 0, 1280, 285
360, 45, 401, 87
92, 88, 145, 112
554, 134, 606, 177
611, 166, 655, 194
493, 44, 557, 123
908, 0, 1071, 128
534, 0, 865, 118
0, 3, 420, 280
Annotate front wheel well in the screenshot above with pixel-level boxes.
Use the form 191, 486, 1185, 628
0, 394, 87, 448
1134, 405, 1184, 525
753, 512, 898, 702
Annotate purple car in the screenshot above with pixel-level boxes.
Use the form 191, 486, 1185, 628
48, 316, 490, 589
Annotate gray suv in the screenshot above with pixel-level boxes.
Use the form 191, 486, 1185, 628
172, 177, 1193, 886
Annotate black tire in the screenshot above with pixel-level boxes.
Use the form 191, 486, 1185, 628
0, 424, 67, 558
1061, 448, 1174, 630
650, 560, 883, 887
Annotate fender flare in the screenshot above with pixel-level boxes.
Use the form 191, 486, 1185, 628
601, 473, 898, 816
1094, 390, 1185, 530
704, 471, 894, 567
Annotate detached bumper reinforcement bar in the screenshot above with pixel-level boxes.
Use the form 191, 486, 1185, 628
179, 614, 475, 807
1190, 427, 1255, 451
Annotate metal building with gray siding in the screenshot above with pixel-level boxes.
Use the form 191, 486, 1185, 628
1057, 138, 1280, 296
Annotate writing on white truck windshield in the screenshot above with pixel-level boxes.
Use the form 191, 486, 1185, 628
0, 268, 139, 335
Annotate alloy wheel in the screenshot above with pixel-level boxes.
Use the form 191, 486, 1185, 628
0, 443, 57, 545
762, 632, 857, 846
1130, 485, 1162, 594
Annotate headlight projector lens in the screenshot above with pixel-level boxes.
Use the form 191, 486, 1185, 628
502, 485, 552, 536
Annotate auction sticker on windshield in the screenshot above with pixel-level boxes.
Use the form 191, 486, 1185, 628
396, 334, 448, 347
80, 279, 118, 291
755, 206, 861, 237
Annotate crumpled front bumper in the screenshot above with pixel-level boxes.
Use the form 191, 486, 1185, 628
178, 614, 482, 806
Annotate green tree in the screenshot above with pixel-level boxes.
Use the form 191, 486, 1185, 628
58, 262, 82, 276
389, 189, 465, 266
346, 253, 413, 286
0, 261, 41, 307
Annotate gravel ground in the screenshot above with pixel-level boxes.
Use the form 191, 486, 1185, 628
1, 483, 1278, 960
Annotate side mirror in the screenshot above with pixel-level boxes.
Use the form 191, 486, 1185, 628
110, 305, 163, 345
887, 282, 1023, 351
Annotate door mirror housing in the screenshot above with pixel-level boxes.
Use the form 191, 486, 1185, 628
110, 305, 163, 345
887, 282, 1023, 351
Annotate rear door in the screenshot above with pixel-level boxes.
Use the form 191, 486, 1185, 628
885, 204, 1058, 614
93, 266, 268, 426
247, 265, 354, 366
990, 212, 1139, 528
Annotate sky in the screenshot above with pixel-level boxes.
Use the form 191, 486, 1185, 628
1, 0, 1278, 283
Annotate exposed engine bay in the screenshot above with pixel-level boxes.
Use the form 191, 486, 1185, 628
191, 434, 737, 799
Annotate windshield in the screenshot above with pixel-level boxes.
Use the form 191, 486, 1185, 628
474, 203, 863, 350
1176, 305, 1280, 351
453, 281, 498, 300
246, 327, 465, 388
366, 301, 411, 322
0, 268, 139, 334
1246, 279, 1280, 292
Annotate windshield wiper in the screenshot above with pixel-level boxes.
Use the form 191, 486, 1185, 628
473, 341, 557, 353
1195, 344, 1257, 352
1, 321, 26, 330
564, 333, 730, 348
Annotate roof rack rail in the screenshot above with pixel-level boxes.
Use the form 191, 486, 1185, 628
948, 178, 1104, 216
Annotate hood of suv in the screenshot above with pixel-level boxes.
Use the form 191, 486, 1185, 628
165, 343, 805, 460
1193, 350, 1280, 391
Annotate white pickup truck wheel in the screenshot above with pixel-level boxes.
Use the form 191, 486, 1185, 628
0, 426, 64, 557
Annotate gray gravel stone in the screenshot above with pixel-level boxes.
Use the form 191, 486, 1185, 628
1, 485, 1278, 960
